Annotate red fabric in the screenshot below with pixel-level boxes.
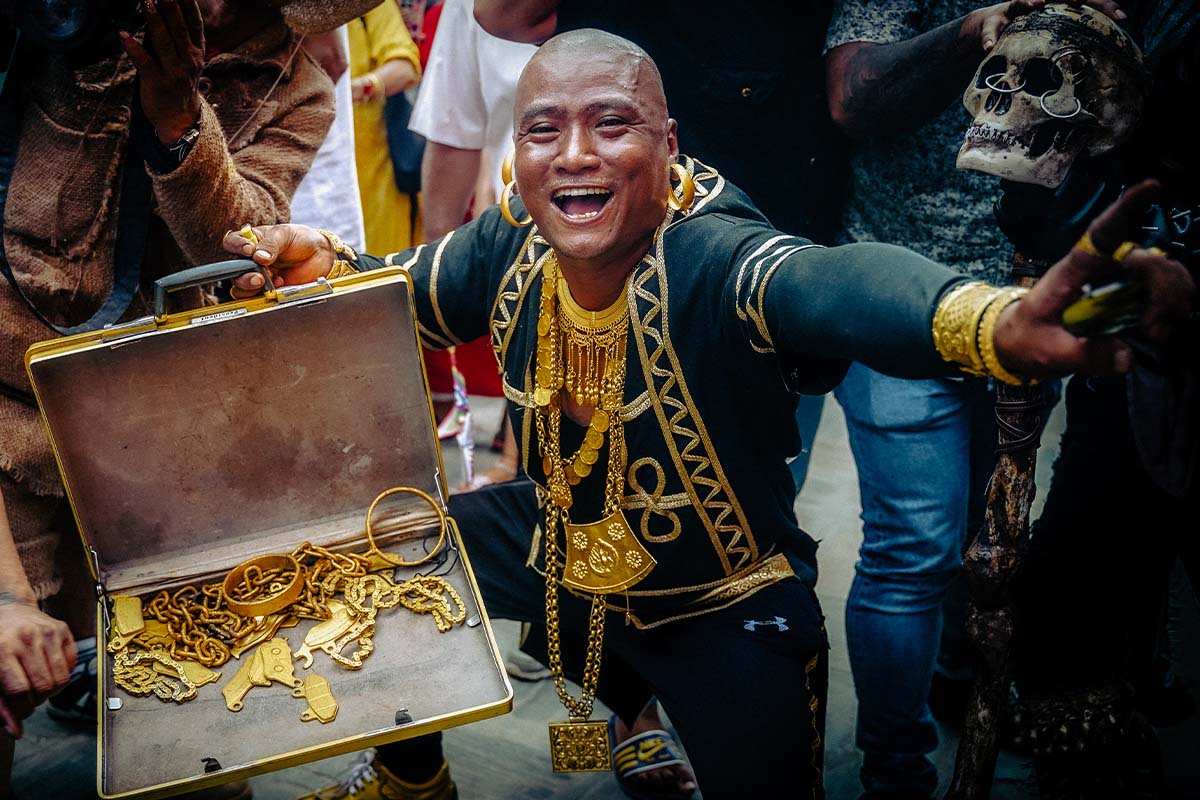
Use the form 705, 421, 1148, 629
417, 1, 443, 68
421, 337, 501, 396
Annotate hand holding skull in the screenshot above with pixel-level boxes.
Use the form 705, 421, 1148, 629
119, 0, 205, 145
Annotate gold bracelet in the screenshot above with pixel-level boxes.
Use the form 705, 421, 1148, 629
1075, 230, 1106, 258
222, 554, 304, 617
316, 230, 359, 280
977, 287, 1029, 386
931, 281, 1001, 376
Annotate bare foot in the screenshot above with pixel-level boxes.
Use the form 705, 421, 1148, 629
611, 702, 698, 798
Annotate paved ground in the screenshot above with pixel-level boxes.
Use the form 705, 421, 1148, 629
11, 389, 1199, 799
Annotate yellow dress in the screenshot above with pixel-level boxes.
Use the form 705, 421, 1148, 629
348, 2, 423, 254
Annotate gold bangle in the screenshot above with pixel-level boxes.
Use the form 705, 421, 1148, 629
362, 486, 448, 569
1111, 241, 1137, 263
317, 229, 357, 260
326, 260, 359, 280
222, 554, 304, 617
977, 287, 1029, 386
932, 281, 1001, 376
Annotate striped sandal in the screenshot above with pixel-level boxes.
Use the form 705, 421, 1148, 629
608, 715, 697, 800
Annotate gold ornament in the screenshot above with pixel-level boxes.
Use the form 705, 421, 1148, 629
532, 252, 656, 771
500, 181, 533, 227
666, 162, 695, 212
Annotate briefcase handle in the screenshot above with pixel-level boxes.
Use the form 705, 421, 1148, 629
154, 259, 275, 321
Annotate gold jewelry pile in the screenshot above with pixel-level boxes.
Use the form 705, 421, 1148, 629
105, 489, 466, 724
533, 253, 656, 772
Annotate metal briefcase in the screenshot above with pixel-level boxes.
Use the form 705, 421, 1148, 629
25, 261, 513, 799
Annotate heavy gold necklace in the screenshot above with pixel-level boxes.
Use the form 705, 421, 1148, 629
533, 253, 656, 772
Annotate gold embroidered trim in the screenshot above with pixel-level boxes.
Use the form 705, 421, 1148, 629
428, 230, 459, 345
618, 392, 652, 422
630, 224, 759, 575
618, 554, 794, 630
489, 230, 544, 367
689, 552, 793, 606
733, 236, 823, 354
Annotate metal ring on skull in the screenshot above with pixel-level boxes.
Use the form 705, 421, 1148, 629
983, 73, 1026, 93
1039, 92, 1082, 119
222, 554, 304, 617
363, 486, 448, 568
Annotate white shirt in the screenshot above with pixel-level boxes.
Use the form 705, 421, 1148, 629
407, 0, 536, 198
290, 26, 368, 252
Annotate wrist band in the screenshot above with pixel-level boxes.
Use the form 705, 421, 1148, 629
977, 287, 1029, 386
931, 281, 999, 376
363, 72, 384, 101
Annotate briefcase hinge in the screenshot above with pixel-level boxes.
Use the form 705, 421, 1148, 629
276, 278, 335, 304
100, 315, 157, 343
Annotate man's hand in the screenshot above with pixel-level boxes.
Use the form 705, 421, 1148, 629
0, 599, 75, 739
222, 224, 336, 293
993, 180, 1194, 379
971, 0, 1126, 51
119, 0, 204, 145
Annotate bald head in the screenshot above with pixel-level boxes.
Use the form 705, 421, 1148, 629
515, 28, 669, 132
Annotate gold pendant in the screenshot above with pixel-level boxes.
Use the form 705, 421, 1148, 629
549, 719, 611, 772
562, 509, 655, 594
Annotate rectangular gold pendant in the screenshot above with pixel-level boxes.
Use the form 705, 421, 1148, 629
548, 720, 611, 772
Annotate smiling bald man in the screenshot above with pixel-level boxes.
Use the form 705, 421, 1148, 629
227, 29, 1192, 800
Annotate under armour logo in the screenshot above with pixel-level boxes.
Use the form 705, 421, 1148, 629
743, 616, 788, 632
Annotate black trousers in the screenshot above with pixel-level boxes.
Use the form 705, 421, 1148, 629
382, 479, 830, 799
1014, 376, 1193, 699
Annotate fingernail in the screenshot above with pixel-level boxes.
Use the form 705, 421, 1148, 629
249, 274, 264, 288
1116, 9, 1127, 19
983, 39, 994, 49
241, 243, 253, 255
255, 249, 271, 261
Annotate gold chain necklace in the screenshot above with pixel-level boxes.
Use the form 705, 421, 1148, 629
533, 253, 656, 772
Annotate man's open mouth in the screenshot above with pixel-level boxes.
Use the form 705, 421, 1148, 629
551, 187, 613, 220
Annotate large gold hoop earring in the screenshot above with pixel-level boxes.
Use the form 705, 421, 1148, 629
501, 150, 515, 186
500, 180, 533, 227
667, 162, 695, 212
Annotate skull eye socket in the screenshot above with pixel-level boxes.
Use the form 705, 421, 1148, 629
977, 55, 1007, 89
1021, 57, 1063, 97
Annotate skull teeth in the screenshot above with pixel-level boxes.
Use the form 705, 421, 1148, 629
965, 123, 1032, 151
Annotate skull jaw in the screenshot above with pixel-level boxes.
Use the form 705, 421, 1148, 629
957, 126, 1086, 189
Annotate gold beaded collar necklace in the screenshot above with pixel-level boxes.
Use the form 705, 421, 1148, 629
532, 252, 657, 772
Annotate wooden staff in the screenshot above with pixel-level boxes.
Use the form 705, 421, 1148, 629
946, 255, 1047, 800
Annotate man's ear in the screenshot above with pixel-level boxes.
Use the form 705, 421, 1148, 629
666, 118, 679, 160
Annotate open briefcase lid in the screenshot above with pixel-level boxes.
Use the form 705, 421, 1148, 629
26, 262, 450, 594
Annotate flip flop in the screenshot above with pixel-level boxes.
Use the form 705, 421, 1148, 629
609, 714, 697, 800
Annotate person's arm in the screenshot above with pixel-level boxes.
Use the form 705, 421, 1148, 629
472, 0, 559, 44
749, 181, 1192, 381
302, 29, 349, 83
421, 142, 484, 241
121, 1, 335, 267
825, 0, 1125, 140
0, 490, 75, 739
350, 1, 421, 103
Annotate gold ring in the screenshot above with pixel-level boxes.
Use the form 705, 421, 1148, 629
363, 486, 448, 569
1074, 231, 1107, 258
1112, 241, 1138, 263
222, 554, 304, 616
1146, 246, 1167, 256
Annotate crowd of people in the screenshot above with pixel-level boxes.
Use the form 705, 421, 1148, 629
0, 2, 1195, 800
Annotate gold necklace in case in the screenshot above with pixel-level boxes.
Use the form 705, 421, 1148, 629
533, 253, 656, 772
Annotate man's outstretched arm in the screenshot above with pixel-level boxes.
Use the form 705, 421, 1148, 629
755, 181, 1192, 381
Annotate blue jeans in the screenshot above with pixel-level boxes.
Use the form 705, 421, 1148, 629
789, 392, 826, 496
835, 364, 997, 798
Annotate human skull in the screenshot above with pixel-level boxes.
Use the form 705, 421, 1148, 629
957, 4, 1145, 188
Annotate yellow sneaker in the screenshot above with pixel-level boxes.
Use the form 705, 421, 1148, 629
296, 750, 456, 800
